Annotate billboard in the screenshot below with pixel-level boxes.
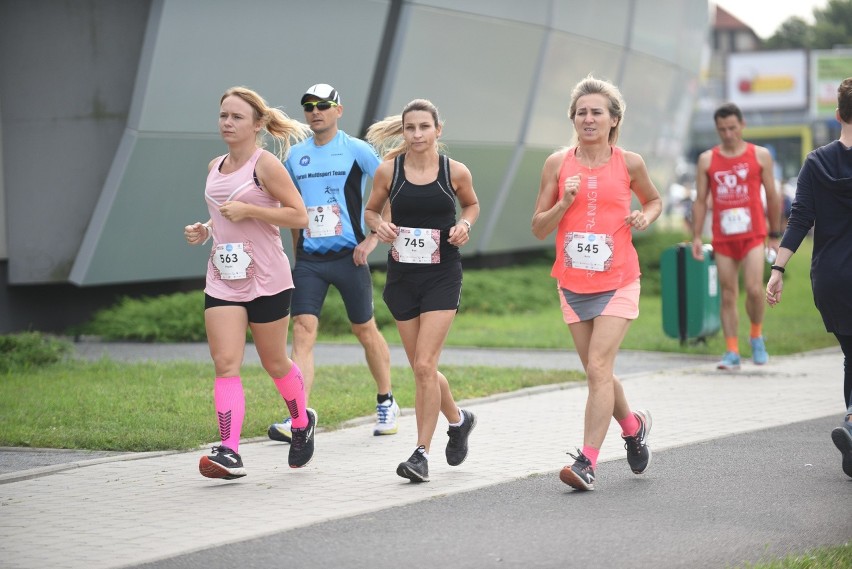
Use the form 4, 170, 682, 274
726, 50, 808, 111
811, 49, 852, 117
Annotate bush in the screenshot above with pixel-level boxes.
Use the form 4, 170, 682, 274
73, 228, 690, 341
0, 332, 72, 373
77, 291, 209, 342
633, 228, 691, 296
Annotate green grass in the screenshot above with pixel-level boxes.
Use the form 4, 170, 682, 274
4, 230, 836, 452
732, 544, 852, 568
0, 358, 580, 452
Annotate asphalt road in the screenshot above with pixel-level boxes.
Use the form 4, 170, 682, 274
133, 415, 851, 569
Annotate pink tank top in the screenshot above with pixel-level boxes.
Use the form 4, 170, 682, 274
203, 147, 294, 302
550, 146, 640, 293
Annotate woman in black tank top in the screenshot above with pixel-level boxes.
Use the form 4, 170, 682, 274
364, 99, 480, 483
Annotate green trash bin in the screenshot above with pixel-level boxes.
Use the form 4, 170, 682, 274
661, 243, 720, 344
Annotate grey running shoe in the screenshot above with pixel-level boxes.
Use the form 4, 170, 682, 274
622, 409, 652, 474
199, 445, 246, 480
446, 409, 477, 466
397, 446, 429, 482
288, 408, 317, 468
560, 450, 595, 491
830, 423, 852, 478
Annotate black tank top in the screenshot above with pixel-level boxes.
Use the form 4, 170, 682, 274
387, 153, 460, 271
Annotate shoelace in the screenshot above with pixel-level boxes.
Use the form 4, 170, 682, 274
376, 403, 392, 423
290, 424, 309, 451
566, 449, 591, 468
409, 447, 426, 464
623, 428, 645, 455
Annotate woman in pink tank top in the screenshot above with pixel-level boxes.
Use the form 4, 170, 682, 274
183, 86, 318, 478
532, 75, 662, 491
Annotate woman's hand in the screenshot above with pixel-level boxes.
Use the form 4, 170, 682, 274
184, 222, 209, 245
218, 201, 251, 223
625, 209, 650, 231
562, 174, 580, 208
374, 221, 399, 244
447, 221, 471, 247
766, 272, 784, 306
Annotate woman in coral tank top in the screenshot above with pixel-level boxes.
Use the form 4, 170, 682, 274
532, 75, 662, 491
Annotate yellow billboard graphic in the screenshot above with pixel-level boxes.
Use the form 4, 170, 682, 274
737, 75, 795, 94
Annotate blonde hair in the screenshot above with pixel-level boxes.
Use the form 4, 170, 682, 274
366, 98, 446, 160
567, 75, 626, 145
220, 86, 311, 160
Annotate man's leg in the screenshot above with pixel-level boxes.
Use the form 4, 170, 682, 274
714, 252, 742, 369
338, 257, 398, 435
352, 318, 391, 395
742, 244, 769, 364
291, 314, 320, 401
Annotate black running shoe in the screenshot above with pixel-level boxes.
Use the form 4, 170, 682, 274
622, 409, 652, 474
830, 423, 852, 478
288, 408, 317, 468
446, 409, 477, 466
397, 446, 429, 482
199, 445, 246, 480
560, 450, 596, 491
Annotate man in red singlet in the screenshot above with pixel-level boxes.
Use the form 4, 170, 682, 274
692, 103, 782, 370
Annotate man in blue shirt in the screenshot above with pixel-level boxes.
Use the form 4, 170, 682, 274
268, 84, 399, 442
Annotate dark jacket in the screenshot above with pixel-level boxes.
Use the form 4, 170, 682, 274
781, 140, 852, 334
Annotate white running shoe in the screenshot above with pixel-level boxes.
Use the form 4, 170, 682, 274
374, 398, 400, 436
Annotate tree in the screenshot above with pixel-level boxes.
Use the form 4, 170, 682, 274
764, 17, 812, 49
766, 0, 852, 49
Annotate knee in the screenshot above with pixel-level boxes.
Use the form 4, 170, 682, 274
746, 282, 765, 300
292, 316, 318, 346
352, 319, 385, 345
212, 355, 242, 378
584, 360, 612, 386
412, 360, 437, 383
262, 359, 290, 379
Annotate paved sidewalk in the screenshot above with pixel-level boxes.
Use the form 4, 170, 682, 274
0, 348, 845, 569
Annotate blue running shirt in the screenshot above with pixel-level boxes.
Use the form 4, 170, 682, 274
286, 131, 381, 259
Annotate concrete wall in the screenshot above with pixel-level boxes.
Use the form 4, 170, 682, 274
0, 0, 709, 332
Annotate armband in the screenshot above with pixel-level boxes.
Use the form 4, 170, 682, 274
770, 265, 785, 274
768, 231, 782, 239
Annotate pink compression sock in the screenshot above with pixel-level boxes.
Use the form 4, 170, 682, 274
272, 363, 308, 429
214, 377, 245, 452
618, 412, 641, 437
582, 445, 600, 469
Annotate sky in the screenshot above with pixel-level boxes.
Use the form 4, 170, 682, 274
713, 0, 829, 39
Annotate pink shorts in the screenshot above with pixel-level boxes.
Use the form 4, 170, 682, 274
712, 235, 764, 261
558, 279, 640, 324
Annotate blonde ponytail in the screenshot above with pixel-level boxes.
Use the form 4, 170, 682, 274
220, 86, 311, 161
366, 98, 446, 160
366, 114, 406, 160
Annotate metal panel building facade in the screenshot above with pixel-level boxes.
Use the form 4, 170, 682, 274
0, 0, 709, 332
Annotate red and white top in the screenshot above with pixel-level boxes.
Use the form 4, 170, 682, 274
707, 143, 767, 243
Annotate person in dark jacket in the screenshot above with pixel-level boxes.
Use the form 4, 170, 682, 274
766, 77, 852, 479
